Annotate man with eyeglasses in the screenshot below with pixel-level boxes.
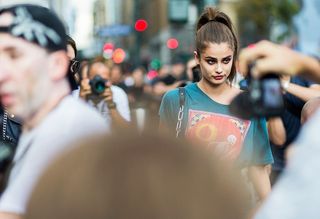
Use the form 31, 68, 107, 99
0, 4, 108, 219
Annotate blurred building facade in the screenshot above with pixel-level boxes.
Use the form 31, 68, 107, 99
91, 0, 240, 66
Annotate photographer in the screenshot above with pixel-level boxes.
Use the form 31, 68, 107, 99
239, 41, 320, 219
267, 75, 320, 185
80, 61, 131, 129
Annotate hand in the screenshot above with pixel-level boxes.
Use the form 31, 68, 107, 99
239, 40, 303, 78
79, 63, 92, 100
280, 75, 290, 92
79, 78, 91, 99
101, 81, 114, 104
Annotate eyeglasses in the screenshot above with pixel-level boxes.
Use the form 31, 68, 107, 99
70, 59, 80, 74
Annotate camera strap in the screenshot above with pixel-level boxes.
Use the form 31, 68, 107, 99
176, 87, 185, 138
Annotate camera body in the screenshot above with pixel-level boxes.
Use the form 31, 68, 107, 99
89, 75, 108, 95
248, 73, 284, 117
232, 64, 285, 119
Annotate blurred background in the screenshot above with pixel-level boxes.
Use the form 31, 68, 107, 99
0, 0, 319, 67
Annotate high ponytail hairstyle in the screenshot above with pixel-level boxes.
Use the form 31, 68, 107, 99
196, 7, 238, 83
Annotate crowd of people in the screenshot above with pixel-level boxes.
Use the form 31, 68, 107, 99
0, 3, 319, 219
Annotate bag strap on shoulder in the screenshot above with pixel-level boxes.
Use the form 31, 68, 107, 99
176, 87, 185, 138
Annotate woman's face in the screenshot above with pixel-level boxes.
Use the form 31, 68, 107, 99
196, 42, 234, 86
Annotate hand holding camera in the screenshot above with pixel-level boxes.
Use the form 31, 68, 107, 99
239, 40, 306, 79
230, 62, 285, 119
80, 64, 115, 106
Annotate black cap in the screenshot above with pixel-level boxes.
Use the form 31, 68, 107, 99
0, 4, 67, 52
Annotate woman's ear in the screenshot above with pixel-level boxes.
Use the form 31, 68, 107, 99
194, 51, 200, 64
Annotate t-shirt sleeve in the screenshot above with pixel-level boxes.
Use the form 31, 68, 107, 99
112, 86, 131, 122
159, 89, 179, 130
250, 118, 274, 165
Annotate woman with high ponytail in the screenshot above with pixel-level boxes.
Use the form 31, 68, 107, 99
159, 7, 273, 208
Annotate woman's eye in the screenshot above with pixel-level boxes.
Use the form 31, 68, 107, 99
222, 59, 231, 64
206, 60, 215, 65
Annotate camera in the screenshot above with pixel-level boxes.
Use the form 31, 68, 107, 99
230, 64, 284, 119
89, 75, 108, 95
249, 73, 284, 117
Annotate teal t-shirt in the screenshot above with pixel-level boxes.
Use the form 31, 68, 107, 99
159, 83, 273, 166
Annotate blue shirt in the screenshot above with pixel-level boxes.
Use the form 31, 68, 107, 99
159, 83, 273, 166
271, 76, 315, 171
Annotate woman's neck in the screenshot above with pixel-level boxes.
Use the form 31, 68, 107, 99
198, 79, 230, 96
197, 79, 237, 105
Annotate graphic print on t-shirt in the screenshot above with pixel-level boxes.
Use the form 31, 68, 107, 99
186, 110, 251, 160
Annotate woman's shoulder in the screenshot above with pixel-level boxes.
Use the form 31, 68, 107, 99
228, 86, 242, 101
164, 83, 197, 98
162, 88, 180, 104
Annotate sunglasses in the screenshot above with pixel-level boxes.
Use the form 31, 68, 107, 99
70, 59, 80, 74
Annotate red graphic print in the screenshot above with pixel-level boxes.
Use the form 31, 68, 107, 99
186, 110, 251, 160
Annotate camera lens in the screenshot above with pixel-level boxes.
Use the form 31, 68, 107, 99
94, 81, 105, 94
89, 75, 107, 95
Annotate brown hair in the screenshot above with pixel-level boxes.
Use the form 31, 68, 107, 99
26, 132, 250, 219
196, 7, 238, 83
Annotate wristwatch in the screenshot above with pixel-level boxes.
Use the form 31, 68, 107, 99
107, 102, 117, 109
282, 80, 290, 91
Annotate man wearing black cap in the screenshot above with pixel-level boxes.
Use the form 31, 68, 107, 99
0, 4, 108, 219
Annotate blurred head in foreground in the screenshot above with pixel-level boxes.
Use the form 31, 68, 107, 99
26, 132, 250, 219
301, 97, 320, 124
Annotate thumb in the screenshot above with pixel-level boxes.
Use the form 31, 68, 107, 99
106, 80, 112, 87
80, 62, 89, 80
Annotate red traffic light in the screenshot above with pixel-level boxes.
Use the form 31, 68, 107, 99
167, 38, 179, 49
135, 19, 148, 32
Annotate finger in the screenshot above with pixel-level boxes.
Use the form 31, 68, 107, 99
81, 78, 90, 87
106, 81, 112, 87
252, 59, 279, 78
238, 47, 260, 76
238, 41, 272, 76
103, 96, 113, 102
80, 62, 89, 80
102, 90, 112, 98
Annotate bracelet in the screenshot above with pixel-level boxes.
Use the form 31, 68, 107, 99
107, 102, 117, 109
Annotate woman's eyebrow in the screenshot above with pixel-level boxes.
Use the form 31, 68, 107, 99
222, 55, 232, 60
204, 56, 217, 60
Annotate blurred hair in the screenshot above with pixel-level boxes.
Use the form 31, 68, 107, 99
26, 132, 250, 219
196, 7, 238, 83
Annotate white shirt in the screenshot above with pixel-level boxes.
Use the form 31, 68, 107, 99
0, 96, 108, 214
88, 85, 131, 126
255, 109, 320, 219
